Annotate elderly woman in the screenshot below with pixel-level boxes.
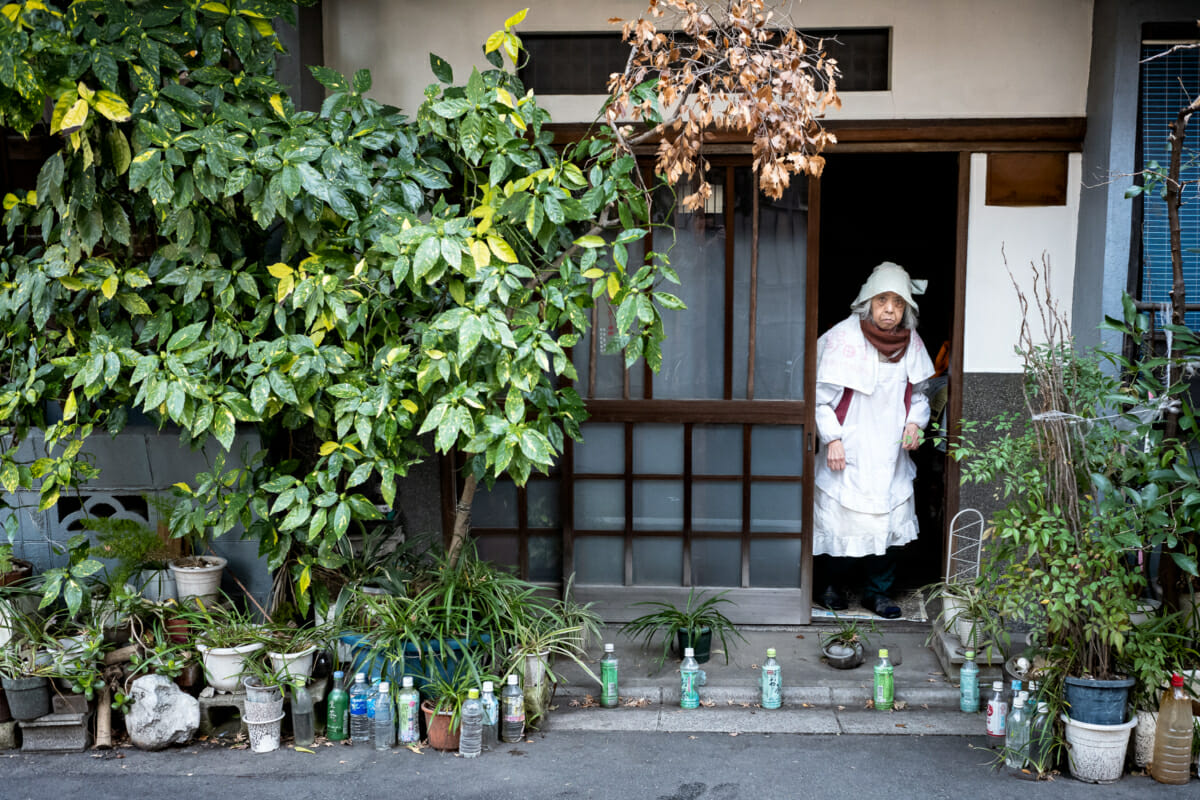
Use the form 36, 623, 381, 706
813, 262, 935, 619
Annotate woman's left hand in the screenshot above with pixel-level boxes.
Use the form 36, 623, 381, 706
901, 422, 921, 451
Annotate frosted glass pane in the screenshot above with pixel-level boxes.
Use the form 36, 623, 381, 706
574, 480, 625, 530
575, 423, 624, 474
527, 480, 560, 528
574, 536, 623, 584
751, 426, 804, 476
750, 483, 803, 533
633, 424, 683, 474
692, 481, 742, 532
528, 534, 561, 582
753, 178, 808, 400
633, 537, 683, 585
749, 539, 802, 587
692, 538, 741, 586
633, 480, 683, 531
472, 481, 518, 528
476, 535, 518, 570
693, 425, 742, 475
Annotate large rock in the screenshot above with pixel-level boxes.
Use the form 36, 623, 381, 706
126, 675, 200, 751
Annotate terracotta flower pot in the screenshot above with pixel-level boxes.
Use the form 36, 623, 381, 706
421, 699, 460, 751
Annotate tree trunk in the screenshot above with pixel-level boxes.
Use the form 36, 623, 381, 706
447, 472, 478, 567
94, 683, 113, 749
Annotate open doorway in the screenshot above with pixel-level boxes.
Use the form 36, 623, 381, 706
815, 151, 960, 608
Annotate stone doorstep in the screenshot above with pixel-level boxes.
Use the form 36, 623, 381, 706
18, 712, 91, 753
0, 719, 19, 750
52, 693, 91, 715
198, 690, 248, 737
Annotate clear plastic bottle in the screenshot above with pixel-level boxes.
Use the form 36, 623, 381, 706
479, 680, 499, 750
986, 680, 1007, 739
1004, 693, 1030, 770
374, 681, 394, 750
959, 650, 979, 712
500, 674, 525, 743
291, 676, 315, 747
396, 676, 421, 745
760, 648, 781, 709
680, 647, 700, 709
458, 688, 483, 758
1009, 679, 1022, 713
873, 649, 894, 711
1028, 701, 1052, 772
1150, 673, 1194, 784
326, 670, 349, 742
600, 644, 619, 708
349, 672, 372, 743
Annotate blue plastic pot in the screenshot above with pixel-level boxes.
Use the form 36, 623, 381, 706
337, 633, 486, 688
1063, 675, 1135, 725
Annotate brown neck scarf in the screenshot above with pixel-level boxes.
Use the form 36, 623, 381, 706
860, 318, 910, 363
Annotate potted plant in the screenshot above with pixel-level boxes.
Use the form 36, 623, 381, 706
0, 541, 33, 588
818, 614, 877, 669
620, 588, 746, 669
419, 661, 486, 751
0, 609, 55, 721
259, 620, 329, 684
1120, 608, 1200, 768
927, 578, 1006, 657
172, 597, 264, 693
83, 510, 178, 603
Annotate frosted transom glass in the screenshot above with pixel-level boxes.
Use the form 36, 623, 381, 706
632, 537, 683, 585
471, 480, 518, 528
633, 424, 683, 474
692, 425, 742, 475
691, 481, 742, 532
691, 538, 741, 586
575, 423, 624, 474
749, 482, 803, 533
749, 539, 802, 587
574, 536, 624, 584
632, 480, 683, 531
751, 426, 804, 476
573, 479, 625, 531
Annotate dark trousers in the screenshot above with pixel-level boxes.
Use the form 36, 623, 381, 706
817, 549, 898, 603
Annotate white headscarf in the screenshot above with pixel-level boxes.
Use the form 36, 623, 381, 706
852, 262, 927, 312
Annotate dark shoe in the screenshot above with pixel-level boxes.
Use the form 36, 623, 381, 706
819, 585, 848, 611
871, 596, 902, 619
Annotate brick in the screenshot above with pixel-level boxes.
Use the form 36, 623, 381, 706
19, 712, 91, 752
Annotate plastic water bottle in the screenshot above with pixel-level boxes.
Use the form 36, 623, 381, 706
760, 648, 781, 709
600, 644, 619, 708
291, 677, 315, 747
326, 671, 349, 742
397, 676, 420, 745
986, 681, 1007, 739
1028, 701, 1052, 771
349, 672, 371, 743
374, 682, 394, 750
1004, 693, 1030, 770
873, 649, 894, 711
459, 688, 483, 758
680, 647, 700, 709
500, 674, 525, 743
1150, 673, 1194, 784
959, 650, 979, 712
1009, 679, 1022, 712
480, 680, 499, 750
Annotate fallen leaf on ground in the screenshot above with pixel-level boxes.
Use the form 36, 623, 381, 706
837, 705, 846, 711
688, 736, 697, 740
865, 700, 875, 709
699, 699, 716, 707
895, 723, 907, 728
623, 697, 651, 707
729, 732, 739, 736
293, 746, 315, 754
570, 695, 599, 708
795, 634, 805, 639
801, 703, 812, 708
894, 700, 907, 710
405, 744, 424, 755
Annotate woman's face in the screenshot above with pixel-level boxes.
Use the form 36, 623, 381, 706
870, 292, 906, 331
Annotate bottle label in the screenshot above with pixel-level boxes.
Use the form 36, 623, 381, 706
398, 697, 419, 743
873, 665, 893, 710
601, 661, 619, 706
502, 694, 525, 723
482, 696, 499, 725
986, 699, 1007, 737
761, 665, 781, 709
350, 696, 367, 715
680, 669, 699, 709
960, 668, 978, 712
367, 694, 376, 719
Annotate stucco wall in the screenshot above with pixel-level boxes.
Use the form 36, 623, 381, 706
323, 0, 1093, 122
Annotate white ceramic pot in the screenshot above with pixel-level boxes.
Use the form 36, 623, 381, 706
197, 641, 263, 692
170, 556, 227, 603
246, 713, 284, 753
1062, 714, 1137, 784
1129, 598, 1162, 626
136, 568, 177, 603
1133, 709, 1158, 768
268, 645, 317, 683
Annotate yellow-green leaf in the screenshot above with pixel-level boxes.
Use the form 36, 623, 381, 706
509, 112, 526, 131
496, 88, 515, 109
318, 441, 339, 456
269, 94, 285, 119
2, 193, 17, 211
275, 273, 294, 303
607, 272, 620, 299
58, 276, 84, 290
49, 89, 80, 134
63, 391, 77, 421
93, 91, 131, 122
76, 82, 94, 101
200, 1, 230, 13
60, 98, 89, 133
0, 5, 19, 24
401, 399, 419, 414
343, 442, 362, 455
25, 189, 35, 205
267, 262, 293, 279
574, 235, 606, 248
298, 565, 311, 595
172, 482, 193, 494
100, 274, 119, 299
582, 268, 605, 279
427, 349, 445, 360
484, 30, 506, 54
449, 279, 466, 306
504, 8, 529, 28
250, 17, 275, 37
503, 33, 520, 63
293, 746, 315, 754
487, 236, 517, 264
470, 239, 491, 267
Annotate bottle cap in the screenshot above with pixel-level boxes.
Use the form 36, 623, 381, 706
604, 643, 614, 652
293, 676, 306, 688
1171, 673, 1184, 687
684, 647, 695, 658
379, 682, 390, 692
1011, 680, 1022, 690
333, 670, 344, 679
1018, 691, 1029, 703
1013, 695, 1024, 708
354, 672, 366, 682
507, 674, 519, 685
482, 680, 494, 692
879, 649, 889, 658
993, 681, 1004, 691
402, 676, 414, 688
964, 650, 975, 659
766, 648, 776, 658
468, 688, 479, 699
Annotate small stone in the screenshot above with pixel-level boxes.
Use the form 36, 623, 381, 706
126, 675, 200, 751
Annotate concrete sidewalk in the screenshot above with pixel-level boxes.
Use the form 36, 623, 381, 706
546, 623, 1004, 737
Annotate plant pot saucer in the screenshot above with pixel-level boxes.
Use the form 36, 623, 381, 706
822, 641, 864, 669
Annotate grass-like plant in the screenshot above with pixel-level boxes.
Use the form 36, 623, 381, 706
620, 588, 745, 670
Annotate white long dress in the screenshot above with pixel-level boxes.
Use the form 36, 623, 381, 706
812, 318, 933, 558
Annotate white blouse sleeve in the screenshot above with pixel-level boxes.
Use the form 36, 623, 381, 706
814, 381, 845, 445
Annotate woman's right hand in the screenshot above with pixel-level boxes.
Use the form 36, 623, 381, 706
826, 439, 845, 471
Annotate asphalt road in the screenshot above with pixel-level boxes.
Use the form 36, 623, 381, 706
0, 732, 1187, 800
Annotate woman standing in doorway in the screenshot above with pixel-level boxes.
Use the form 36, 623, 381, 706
813, 262, 935, 618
